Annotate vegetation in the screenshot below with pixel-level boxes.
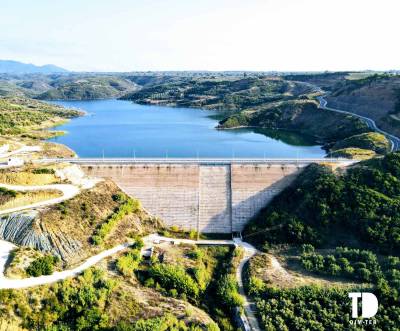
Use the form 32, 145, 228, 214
0, 186, 16, 205
148, 263, 201, 300
245, 245, 400, 330
116, 239, 144, 277
26, 254, 59, 277
300, 246, 383, 282
122, 77, 310, 113
247, 284, 399, 330
36, 76, 139, 100
243, 152, 400, 329
244, 152, 400, 254
115, 314, 219, 331
331, 132, 390, 154
330, 74, 392, 97
92, 193, 141, 245
218, 100, 371, 148
327, 147, 376, 159
32, 167, 56, 174
140, 245, 242, 330
326, 74, 400, 137
0, 96, 81, 135
0, 267, 214, 330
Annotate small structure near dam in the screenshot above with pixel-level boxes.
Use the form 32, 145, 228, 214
59, 158, 353, 234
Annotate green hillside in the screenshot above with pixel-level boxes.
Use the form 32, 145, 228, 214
0, 96, 81, 135
36, 76, 139, 100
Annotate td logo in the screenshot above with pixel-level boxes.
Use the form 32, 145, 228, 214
348, 292, 378, 318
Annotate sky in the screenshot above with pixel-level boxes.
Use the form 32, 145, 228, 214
0, 0, 399, 72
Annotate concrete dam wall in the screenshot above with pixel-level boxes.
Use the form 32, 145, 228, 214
80, 162, 305, 233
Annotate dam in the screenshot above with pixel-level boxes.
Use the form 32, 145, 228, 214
48, 158, 353, 233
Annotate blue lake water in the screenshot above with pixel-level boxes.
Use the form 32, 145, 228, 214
47, 99, 326, 158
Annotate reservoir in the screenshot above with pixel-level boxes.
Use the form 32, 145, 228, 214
48, 99, 326, 158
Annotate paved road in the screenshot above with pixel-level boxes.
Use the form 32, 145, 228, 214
317, 95, 400, 152
292, 80, 400, 152
0, 183, 80, 216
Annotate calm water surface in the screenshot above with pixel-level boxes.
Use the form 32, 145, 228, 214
48, 99, 326, 158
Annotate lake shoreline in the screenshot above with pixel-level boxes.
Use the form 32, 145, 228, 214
47, 99, 326, 159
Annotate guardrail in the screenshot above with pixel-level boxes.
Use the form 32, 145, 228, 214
37, 157, 356, 165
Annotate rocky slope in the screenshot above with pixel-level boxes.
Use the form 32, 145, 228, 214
0, 180, 160, 264
0, 211, 82, 260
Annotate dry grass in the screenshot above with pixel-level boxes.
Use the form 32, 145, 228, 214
0, 190, 62, 210
0, 171, 59, 185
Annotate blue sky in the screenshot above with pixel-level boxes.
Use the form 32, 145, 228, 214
1, 0, 399, 71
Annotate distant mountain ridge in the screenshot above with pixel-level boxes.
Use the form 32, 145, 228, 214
0, 60, 68, 73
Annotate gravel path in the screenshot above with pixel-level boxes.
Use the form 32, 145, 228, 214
0, 233, 263, 331
0, 242, 130, 289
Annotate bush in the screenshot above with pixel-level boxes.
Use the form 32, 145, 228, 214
148, 264, 200, 300
26, 255, 59, 277
187, 248, 203, 260
216, 275, 244, 310
300, 244, 315, 255
32, 168, 55, 174
116, 249, 141, 276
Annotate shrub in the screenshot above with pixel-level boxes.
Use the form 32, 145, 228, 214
300, 244, 315, 255
26, 255, 59, 277
187, 249, 203, 260
216, 275, 244, 310
32, 168, 55, 174
148, 264, 200, 300
189, 230, 198, 240
116, 249, 141, 276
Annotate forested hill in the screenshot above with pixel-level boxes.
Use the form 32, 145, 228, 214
244, 152, 400, 330
36, 76, 139, 100
244, 152, 400, 254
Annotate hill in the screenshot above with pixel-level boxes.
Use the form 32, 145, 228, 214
242, 152, 400, 330
326, 74, 400, 136
217, 99, 386, 158
36, 76, 139, 100
244, 152, 400, 253
121, 76, 314, 112
0, 60, 68, 74
0, 96, 81, 136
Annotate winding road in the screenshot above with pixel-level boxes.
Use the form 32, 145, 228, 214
0, 232, 261, 330
317, 95, 400, 152
0, 242, 131, 289
0, 183, 80, 216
